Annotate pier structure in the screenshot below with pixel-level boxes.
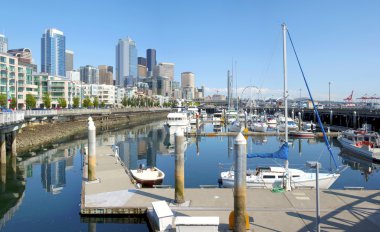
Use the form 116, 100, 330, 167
0, 112, 24, 165
79, 141, 380, 231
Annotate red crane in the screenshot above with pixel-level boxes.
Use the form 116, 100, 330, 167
344, 90, 354, 102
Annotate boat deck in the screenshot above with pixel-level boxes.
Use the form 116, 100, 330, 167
80, 146, 380, 231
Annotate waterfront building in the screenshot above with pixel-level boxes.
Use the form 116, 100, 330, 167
65, 50, 74, 72
146, 49, 156, 74
7, 48, 37, 72
0, 52, 34, 109
0, 34, 8, 53
41, 28, 66, 77
82, 84, 115, 106
80, 65, 99, 84
115, 86, 126, 106
98, 65, 113, 85
181, 72, 195, 100
115, 37, 137, 87
66, 70, 80, 82
157, 76, 171, 97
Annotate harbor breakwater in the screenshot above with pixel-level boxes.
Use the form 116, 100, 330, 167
16, 109, 170, 154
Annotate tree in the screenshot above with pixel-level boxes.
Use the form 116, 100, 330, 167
83, 96, 93, 108
10, 96, 17, 109
58, 98, 67, 108
122, 96, 128, 107
93, 97, 99, 108
73, 97, 80, 108
0, 94, 7, 107
42, 93, 51, 109
26, 94, 36, 109
100, 101, 106, 108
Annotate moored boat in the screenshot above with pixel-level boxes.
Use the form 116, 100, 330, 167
130, 167, 165, 187
337, 129, 380, 162
289, 130, 315, 138
221, 166, 339, 189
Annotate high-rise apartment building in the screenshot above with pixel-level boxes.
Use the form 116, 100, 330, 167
146, 49, 156, 73
115, 37, 137, 87
80, 65, 99, 84
41, 28, 66, 76
98, 65, 113, 85
65, 50, 74, 72
0, 34, 8, 53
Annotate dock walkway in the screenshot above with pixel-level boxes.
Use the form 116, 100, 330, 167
81, 146, 380, 231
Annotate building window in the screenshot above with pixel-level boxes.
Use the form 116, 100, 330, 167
9, 58, 15, 65
0, 57, 6, 63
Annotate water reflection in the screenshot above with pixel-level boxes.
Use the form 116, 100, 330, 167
339, 149, 380, 182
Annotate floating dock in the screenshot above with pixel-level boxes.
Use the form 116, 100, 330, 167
80, 145, 380, 231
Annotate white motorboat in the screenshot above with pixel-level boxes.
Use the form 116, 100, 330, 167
226, 110, 238, 123
130, 167, 165, 187
251, 121, 268, 132
337, 129, 380, 162
221, 166, 340, 189
200, 109, 207, 118
278, 117, 298, 132
164, 112, 190, 134
302, 121, 316, 132
266, 115, 277, 125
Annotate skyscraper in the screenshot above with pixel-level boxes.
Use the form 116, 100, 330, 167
157, 62, 175, 80
146, 49, 156, 73
98, 65, 113, 85
115, 37, 137, 87
0, 34, 8, 53
181, 72, 195, 100
41, 28, 66, 76
138, 57, 147, 66
80, 65, 99, 84
65, 50, 74, 72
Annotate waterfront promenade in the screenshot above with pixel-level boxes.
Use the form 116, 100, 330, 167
81, 146, 380, 231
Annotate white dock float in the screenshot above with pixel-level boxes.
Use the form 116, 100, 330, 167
151, 201, 174, 231
175, 216, 219, 232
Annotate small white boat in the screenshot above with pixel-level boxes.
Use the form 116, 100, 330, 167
337, 129, 380, 162
228, 120, 242, 132
266, 115, 277, 125
226, 110, 238, 123
252, 121, 268, 132
130, 167, 165, 187
302, 121, 316, 132
221, 166, 340, 189
200, 109, 207, 118
278, 117, 298, 132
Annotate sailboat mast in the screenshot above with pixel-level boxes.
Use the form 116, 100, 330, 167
282, 23, 288, 143
282, 23, 291, 191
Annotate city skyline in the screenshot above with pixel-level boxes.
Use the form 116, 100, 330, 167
1, 0, 379, 101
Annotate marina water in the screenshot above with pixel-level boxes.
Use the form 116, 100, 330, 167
1, 121, 379, 231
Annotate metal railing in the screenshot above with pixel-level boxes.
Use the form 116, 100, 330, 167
0, 112, 25, 125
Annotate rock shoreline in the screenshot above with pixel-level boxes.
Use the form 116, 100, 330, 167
16, 111, 168, 155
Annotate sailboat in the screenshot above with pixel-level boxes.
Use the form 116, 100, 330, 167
221, 24, 340, 189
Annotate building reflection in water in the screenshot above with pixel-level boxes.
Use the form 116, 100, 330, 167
340, 150, 380, 182
40, 147, 76, 195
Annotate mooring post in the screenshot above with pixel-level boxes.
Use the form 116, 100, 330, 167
175, 129, 185, 204
330, 110, 333, 126
11, 130, 17, 156
298, 112, 302, 129
234, 132, 248, 231
291, 109, 295, 120
0, 133, 6, 165
353, 111, 357, 129
88, 117, 96, 181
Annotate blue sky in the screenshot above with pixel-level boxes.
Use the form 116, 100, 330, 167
1, 0, 379, 101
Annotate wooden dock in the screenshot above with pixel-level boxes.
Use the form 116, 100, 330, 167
80, 145, 380, 231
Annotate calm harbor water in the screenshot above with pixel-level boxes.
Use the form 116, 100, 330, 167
1, 120, 379, 231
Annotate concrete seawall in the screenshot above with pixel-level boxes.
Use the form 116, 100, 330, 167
16, 109, 169, 154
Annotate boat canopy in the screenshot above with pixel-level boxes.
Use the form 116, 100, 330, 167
247, 142, 289, 160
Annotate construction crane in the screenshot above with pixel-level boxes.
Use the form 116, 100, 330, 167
344, 90, 354, 102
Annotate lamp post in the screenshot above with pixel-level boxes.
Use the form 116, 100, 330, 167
6, 66, 9, 109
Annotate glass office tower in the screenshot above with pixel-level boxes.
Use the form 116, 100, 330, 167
41, 28, 66, 77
